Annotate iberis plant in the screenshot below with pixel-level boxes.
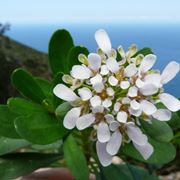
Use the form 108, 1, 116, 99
53, 29, 180, 166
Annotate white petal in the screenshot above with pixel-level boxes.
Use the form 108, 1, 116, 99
140, 100, 157, 115
53, 84, 79, 102
88, 53, 101, 70
76, 113, 95, 130
105, 114, 114, 124
121, 97, 131, 104
120, 81, 130, 89
63, 107, 81, 129
139, 54, 156, 74
159, 93, 180, 112
152, 109, 172, 121
161, 61, 180, 84
95, 29, 112, 54
96, 141, 112, 167
130, 99, 140, 110
136, 78, 145, 88
90, 74, 102, 85
128, 107, 142, 117
133, 142, 154, 160
124, 64, 137, 77
109, 121, 120, 131
126, 123, 148, 145
102, 98, 112, 108
114, 102, 121, 112
144, 73, 161, 88
100, 65, 109, 75
128, 86, 138, 97
71, 65, 91, 80
92, 105, 104, 113
93, 82, 104, 93
108, 76, 118, 86
117, 111, 128, 123
97, 122, 110, 143
78, 87, 92, 101
90, 96, 101, 107
106, 130, 122, 155
106, 58, 120, 73
140, 84, 158, 96
106, 87, 115, 96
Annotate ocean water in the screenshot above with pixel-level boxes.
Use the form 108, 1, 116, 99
6, 22, 180, 97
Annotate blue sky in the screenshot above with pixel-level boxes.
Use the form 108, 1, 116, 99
1, 0, 180, 23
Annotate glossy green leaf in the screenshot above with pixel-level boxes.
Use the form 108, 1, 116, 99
133, 48, 153, 57
141, 119, 173, 142
55, 102, 72, 119
121, 138, 176, 164
11, 68, 46, 103
101, 164, 131, 180
168, 111, 180, 130
66, 46, 89, 72
0, 105, 20, 139
0, 137, 30, 156
35, 77, 53, 99
15, 113, 68, 145
8, 97, 46, 116
63, 135, 89, 180
0, 153, 61, 180
31, 140, 62, 150
49, 29, 74, 75
101, 164, 159, 180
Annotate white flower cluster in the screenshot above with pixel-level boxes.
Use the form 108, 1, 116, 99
53, 29, 180, 166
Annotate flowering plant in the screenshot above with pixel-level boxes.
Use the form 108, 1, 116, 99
0, 29, 179, 180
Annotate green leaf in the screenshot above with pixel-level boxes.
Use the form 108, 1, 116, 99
101, 164, 159, 180
133, 48, 153, 57
11, 68, 46, 103
121, 138, 176, 164
101, 164, 132, 180
8, 97, 46, 116
14, 113, 68, 145
66, 46, 89, 72
141, 119, 173, 142
35, 77, 53, 99
63, 135, 89, 180
0, 105, 20, 139
0, 137, 30, 156
0, 153, 61, 180
168, 111, 180, 130
49, 29, 74, 75
55, 102, 72, 119
31, 140, 62, 150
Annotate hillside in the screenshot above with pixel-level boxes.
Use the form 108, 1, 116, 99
0, 35, 51, 103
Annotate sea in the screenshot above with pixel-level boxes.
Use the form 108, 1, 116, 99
6, 22, 180, 97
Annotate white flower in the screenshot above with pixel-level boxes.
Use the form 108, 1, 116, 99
76, 114, 96, 130
53, 29, 180, 167
159, 93, 180, 112
88, 53, 102, 71
161, 61, 180, 84
95, 29, 112, 54
138, 54, 157, 75
53, 84, 79, 102
63, 107, 81, 129
97, 122, 111, 143
71, 65, 92, 80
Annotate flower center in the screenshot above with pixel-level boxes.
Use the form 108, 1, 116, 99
95, 113, 104, 123
97, 90, 108, 100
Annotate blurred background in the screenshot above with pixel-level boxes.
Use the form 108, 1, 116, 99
0, 0, 180, 101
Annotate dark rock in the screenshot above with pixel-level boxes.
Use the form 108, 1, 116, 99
0, 35, 51, 104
